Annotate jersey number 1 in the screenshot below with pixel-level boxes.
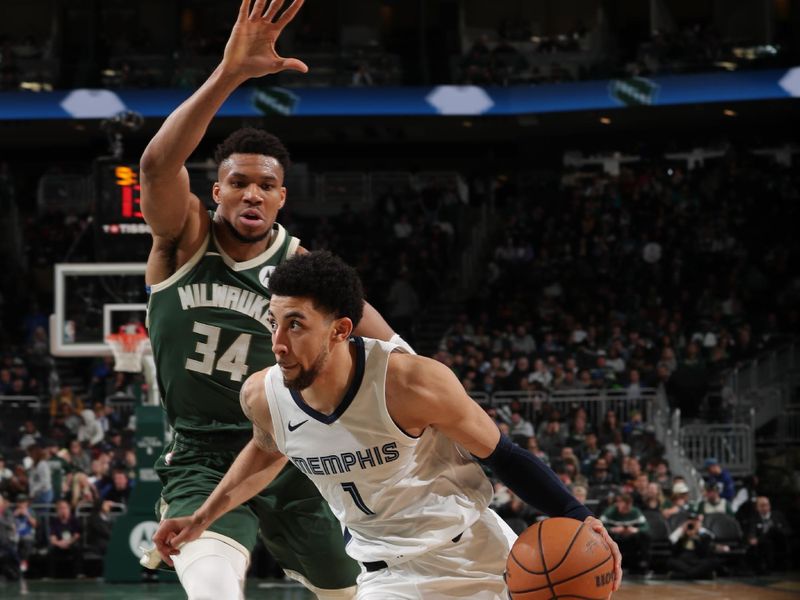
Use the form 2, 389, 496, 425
185, 322, 251, 382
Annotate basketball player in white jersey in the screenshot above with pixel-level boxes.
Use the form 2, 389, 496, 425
154, 251, 622, 599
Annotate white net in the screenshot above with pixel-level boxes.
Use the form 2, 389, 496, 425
106, 332, 151, 373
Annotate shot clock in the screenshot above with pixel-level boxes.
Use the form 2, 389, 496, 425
95, 162, 149, 236
93, 160, 151, 260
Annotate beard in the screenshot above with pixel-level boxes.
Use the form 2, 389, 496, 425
283, 345, 329, 391
221, 215, 272, 244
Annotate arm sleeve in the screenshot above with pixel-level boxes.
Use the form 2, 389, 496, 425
479, 434, 592, 521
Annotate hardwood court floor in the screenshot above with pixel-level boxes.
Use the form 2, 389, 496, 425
0, 575, 797, 599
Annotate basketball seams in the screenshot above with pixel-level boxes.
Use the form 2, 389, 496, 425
509, 553, 612, 594
546, 521, 586, 572
538, 518, 557, 600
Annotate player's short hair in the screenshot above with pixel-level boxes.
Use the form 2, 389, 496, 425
214, 127, 291, 173
268, 251, 364, 328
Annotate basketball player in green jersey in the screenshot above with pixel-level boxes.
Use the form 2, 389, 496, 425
139, 1, 411, 598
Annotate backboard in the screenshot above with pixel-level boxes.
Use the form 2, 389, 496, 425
50, 263, 148, 357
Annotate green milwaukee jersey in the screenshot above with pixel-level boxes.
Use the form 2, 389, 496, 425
147, 221, 299, 436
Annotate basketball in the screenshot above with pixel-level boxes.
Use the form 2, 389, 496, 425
506, 518, 615, 600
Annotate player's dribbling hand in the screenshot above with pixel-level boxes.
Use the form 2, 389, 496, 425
222, 0, 309, 81
152, 515, 206, 567
584, 515, 623, 593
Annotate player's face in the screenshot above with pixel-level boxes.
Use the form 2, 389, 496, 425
268, 295, 336, 391
214, 153, 286, 243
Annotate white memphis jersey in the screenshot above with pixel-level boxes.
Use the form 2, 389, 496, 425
264, 336, 493, 565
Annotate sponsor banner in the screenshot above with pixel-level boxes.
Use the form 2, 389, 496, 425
0, 68, 796, 121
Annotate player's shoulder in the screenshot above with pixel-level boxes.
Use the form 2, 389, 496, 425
241, 368, 270, 411
386, 351, 454, 394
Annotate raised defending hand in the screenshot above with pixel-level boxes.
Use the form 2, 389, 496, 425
222, 0, 309, 81
584, 515, 623, 593
152, 515, 208, 567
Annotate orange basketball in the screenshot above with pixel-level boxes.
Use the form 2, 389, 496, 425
506, 517, 615, 600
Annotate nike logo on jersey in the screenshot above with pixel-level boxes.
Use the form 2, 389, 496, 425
288, 419, 309, 432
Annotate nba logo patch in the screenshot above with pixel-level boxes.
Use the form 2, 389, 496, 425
259, 266, 275, 288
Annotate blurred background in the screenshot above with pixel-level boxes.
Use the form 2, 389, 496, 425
0, 0, 798, 587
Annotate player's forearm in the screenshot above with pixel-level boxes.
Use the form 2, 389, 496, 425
195, 440, 287, 525
140, 66, 245, 178
480, 434, 592, 520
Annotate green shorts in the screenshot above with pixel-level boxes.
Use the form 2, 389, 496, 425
154, 432, 359, 590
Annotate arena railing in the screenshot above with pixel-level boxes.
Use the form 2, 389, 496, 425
0, 395, 42, 410
675, 408, 756, 478
484, 389, 658, 428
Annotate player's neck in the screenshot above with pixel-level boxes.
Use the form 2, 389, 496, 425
301, 340, 357, 416
213, 219, 275, 262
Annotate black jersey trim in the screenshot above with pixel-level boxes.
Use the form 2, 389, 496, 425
290, 336, 365, 424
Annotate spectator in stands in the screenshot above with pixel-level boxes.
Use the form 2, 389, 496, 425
525, 436, 550, 465
589, 457, 615, 487
640, 482, 665, 512
385, 268, 419, 341
0, 457, 12, 488
600, 493, 651, 575
67, 439, 91, 474
86, 499, 114, 555
69, 472, 98, 509
78, 409, 104, 447
12, 494, 35, 574
695, 481, 733, 516
0, 493, 20, 581
17, 420, 40, 451
104, 430, 126, 465
91, 401, 111, 435
571, 484, 589, 508
703, 458, 735, 501
509, 411, 534, 443
650, 459, 672, 494
494, 490, 539, 535
598, 409, 622, 446
625, 369, 643, 401
27, 444, 52, 505
579, 432, 602, 472
103, 469, 131, 504
47, 499, 82, 578
666, 509, 725, 579
537, 418, 566, 458
662, 480, 693, 520
88, 456, 112, 498
746, 496, 792, 574
605, 431, 632, 461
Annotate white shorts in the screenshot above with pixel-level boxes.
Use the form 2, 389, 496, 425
355, 509, 517, 600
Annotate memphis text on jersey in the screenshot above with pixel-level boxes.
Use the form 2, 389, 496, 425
177, 284, 271, 328
290, 442, 400, 476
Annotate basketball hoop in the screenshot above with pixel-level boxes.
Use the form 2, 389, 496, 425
106, 324, 150, 373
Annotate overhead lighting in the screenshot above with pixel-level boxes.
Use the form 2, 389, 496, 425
19, 81, 53, 92
723, 109, 737, 117
714, 61, 738, 71
599, 117, 611, 125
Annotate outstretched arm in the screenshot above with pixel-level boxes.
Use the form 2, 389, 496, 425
152, 370, 286, 564
141, 0, 309, 242
386, 354, 622, 591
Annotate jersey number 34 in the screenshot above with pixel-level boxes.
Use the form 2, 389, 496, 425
185, 322, 251, 382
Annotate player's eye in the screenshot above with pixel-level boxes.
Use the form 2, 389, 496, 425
290, 320, 302, 330
261, 184, 273, 191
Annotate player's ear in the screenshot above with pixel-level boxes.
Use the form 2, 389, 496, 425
332, 317, 353, 342
212, 182, 222, 204
279, 187, 286, 209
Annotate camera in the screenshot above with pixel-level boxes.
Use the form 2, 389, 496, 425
685, 521, 696, 532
